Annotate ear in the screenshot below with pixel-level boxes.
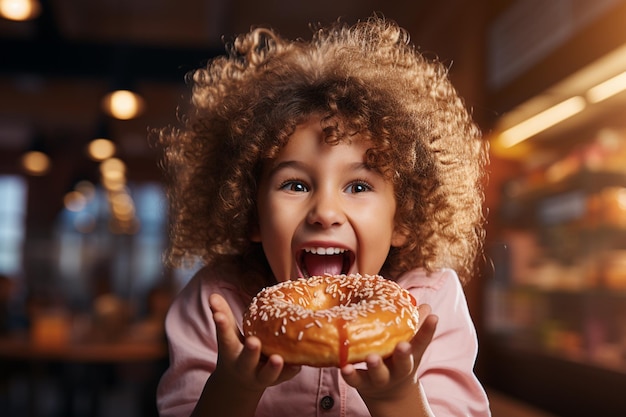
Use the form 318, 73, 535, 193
390, 225, 408, 248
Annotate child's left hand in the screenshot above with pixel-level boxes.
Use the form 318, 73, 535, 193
340, 304, 438, 407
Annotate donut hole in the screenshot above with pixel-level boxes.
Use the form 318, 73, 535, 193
304, 281, 366, 311
307, 289, 340, 310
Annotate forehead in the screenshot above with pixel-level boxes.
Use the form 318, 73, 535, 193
258, 114, 395, 177
278, 120, 372, 159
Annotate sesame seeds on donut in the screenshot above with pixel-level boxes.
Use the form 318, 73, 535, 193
242, 274, 419, 367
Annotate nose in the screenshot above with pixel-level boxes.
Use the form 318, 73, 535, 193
306, 189, 346, 228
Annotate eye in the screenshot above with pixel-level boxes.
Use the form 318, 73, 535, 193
279, 180, 309, 192
345, 180, 372, 194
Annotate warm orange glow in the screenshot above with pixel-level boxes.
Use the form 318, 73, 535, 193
87, 138, 116, 161
0, 0, 40, 21
586, 71, 626, 103
499, 97, 586, 148
101, 90, 145, 120
617, 188, 626, 210
100, 157, 126, 176
111, 193, 135, 221
100, 158, 127, 192
21, 150, 50, 175
102, 176, 126, 191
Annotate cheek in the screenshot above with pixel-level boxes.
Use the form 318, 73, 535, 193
258, 201, 296, 253
255, 192, 279, 235
258, 214, 298, 282
361, 201, 397, 238
355, 212, 396, 256
358, 202, 398, 260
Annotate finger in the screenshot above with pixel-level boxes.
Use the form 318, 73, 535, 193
235, 336, 263, 373
389, 341, 414, 378
340, 364, 365, 388
210, 294, 244, 358
255, 354, 285, 385
210, 293, 239, 328
364, 354, 390, 387
255, 356, 301, 386
412, 314, 438, 360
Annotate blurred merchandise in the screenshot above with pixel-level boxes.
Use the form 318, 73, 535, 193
487, 127, 626, 374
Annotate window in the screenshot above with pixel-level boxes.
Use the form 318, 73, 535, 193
0, 175, 27, 276
56, 181, 168, 303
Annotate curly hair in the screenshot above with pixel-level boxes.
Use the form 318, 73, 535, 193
155, 16, 487, 290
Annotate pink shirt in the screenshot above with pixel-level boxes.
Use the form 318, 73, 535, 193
157, 268, 491, 416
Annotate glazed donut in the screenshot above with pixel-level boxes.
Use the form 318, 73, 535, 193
242, 274, 419, 367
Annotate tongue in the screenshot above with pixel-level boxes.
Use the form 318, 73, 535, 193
303, 253, 345, 276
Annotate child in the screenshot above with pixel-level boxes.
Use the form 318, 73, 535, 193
155, 16, 491, 417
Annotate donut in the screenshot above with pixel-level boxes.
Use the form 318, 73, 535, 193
242, 274, 419, 367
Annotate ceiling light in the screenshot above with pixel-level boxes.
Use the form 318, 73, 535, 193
586, 70, 626, 103
21, 150, 50, 175
101, 89, 145, 120
99, 157, 127, 190
0, 0, 41, 21
100, 157, 126, 175
88, 138, 116, 161
499, 96, 587, 148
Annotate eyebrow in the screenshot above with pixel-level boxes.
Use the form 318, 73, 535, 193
268, 160, 372, 177
268, 160, 304, 174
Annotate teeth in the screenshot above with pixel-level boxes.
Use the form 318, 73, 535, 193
304, 247, 345, 255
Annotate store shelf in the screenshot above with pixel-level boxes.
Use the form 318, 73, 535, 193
483, 336, 626, 417
486, 131, 626, 416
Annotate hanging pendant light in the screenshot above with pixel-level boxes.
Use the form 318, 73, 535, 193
101, 45, 146, 120
87, 120, 117, 161
0, 0, 41, 21
101, 89, 145, 120
21, 150, 50, 175
21, 131, 51, 176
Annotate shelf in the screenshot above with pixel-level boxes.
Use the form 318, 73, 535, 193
500, 170, 626, 229
504, 170, 626, 203
482, 336, 626, 417
485, 281, 626, 386
487, 116, 626, 416
505, 285, 626, 298
486, 333, 626, 375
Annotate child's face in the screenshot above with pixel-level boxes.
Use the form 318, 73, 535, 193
253, 117, 406, 283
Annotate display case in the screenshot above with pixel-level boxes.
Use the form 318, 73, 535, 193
479, 2, 626, 415
484, 132, 626, 415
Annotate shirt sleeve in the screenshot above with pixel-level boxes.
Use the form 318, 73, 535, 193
399, 269, 491, 417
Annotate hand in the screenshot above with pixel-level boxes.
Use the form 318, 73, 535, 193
191, 294, 301, 417
209, 293, 301, 392
340, 304, 438, 402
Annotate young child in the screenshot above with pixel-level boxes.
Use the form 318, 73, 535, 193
155, 16, 491, 417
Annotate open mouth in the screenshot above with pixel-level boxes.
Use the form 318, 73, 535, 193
298, 247, 354, 278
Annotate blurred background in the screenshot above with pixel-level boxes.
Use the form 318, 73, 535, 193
1, 0, 626, 416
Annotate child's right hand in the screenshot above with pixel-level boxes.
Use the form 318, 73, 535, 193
209, 293, 302, 391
